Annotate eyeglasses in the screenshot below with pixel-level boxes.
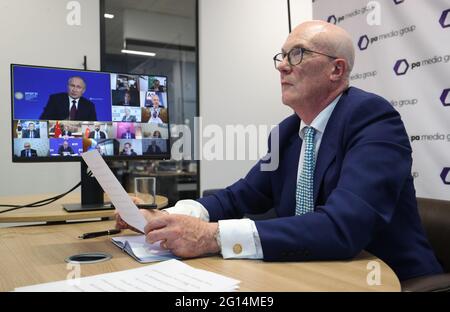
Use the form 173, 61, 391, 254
273, 47, 337, 69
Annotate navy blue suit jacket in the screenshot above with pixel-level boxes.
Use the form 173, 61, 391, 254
198, 87, 442, 281
40, 93, 97, 121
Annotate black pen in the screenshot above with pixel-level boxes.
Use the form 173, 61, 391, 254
78, 229, 121, 239
136, 203, 158, 209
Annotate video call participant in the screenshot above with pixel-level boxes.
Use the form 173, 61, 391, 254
120, 142, 137, 156
89, 123, 107, 139
58, 140, 75, 156
121, 108, 137, 122
118, 91, 139, 107
40, 76, 97, 121
152, 130, 162, 138
60, 123, 72, 137
49, 123, 71, 137
150, 79, 165, 92
22, 122, 40, 138
121, 126, 136, 139
20, 142, 37, 157
148, 112, 163, 124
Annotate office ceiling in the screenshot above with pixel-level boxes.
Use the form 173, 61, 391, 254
105, 0, 196, 18
104, 0, 196, 55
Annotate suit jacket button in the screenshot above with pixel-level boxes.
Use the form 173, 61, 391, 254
233, 244, 243, 255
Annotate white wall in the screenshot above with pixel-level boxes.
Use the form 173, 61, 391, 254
290, 0, 313, 29
198, 0, 312, 193
0, 0, 100, 196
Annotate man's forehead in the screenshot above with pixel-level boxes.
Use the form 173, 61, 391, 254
69, 78, 84, 85
282, 35, 310, 52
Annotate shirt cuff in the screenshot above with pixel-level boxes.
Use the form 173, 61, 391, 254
164, 199, 210, 222
218, 219, 264, 259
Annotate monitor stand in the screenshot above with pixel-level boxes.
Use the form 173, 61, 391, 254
63, 160, 113, 212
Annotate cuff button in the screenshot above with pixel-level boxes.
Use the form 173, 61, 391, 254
233, 244, 243, 254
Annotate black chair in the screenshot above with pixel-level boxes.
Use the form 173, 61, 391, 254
401, 198, 450, 292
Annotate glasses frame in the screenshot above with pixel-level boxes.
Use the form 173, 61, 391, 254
273, 47, 338, 69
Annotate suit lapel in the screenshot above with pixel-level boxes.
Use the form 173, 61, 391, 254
313, 89, 349, 204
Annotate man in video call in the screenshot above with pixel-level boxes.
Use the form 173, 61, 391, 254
150, 79, 165, 92
121, 108, 137, 122
60, 123, 72, 137
40, 76, 97, 121
119, 91, 138, 107
22, 122, 40, 138
120, 142, 137, 156
117, 20, 443, 282
121, 126, 136, 139
20, 142, 37, 157
89, 123, 107, 139
145, 140, 162, 154
58, 140, 75, 156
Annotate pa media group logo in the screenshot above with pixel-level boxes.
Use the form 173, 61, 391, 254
441, 89, 450, 106
327, 15, 337, 24
358, 35, 370, 51
441, 168, 450, 185
439, 9, 450, 28
393, 59, 409, 75
393, 54, 450, 76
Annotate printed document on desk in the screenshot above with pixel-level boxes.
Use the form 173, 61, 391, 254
15, 259, 240, 292
112, 235, 178, 263
82, 150, 146, 232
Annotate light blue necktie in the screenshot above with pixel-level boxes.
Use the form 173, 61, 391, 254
296, 126, 316, 215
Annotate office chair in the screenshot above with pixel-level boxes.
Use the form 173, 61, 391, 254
401, 197, 450, 292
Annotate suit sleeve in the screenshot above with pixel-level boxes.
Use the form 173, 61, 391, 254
256, 98, 413, 261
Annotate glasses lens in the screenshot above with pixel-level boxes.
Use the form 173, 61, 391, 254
289, 48, 303, 65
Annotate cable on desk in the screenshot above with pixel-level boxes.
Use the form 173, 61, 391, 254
0, 181, 82, 214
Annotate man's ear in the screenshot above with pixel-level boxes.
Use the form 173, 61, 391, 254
330, 59, 347, 81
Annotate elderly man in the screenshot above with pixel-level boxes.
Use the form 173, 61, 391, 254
40, 76, 97, 121
117, 21, 442, 281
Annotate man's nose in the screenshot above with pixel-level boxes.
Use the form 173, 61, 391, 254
277, 57, 291, 73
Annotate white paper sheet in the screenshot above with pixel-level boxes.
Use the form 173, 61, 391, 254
82, 150, 146, 232
15, 259, 240, 292
112, 235, 177, 262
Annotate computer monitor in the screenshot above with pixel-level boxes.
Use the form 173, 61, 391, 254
10, 64, 171, 211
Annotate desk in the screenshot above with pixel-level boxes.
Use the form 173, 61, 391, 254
0, 193, 168, 223
0, 220, 400, 291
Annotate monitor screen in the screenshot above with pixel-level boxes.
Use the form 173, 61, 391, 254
11, 64, 171, 162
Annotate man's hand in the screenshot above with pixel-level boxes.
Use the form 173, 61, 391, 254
115, 196, 167, 233
115, 209, 167, 233
144, 214, 220, 258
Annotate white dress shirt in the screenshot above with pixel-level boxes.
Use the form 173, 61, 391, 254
166, 94, 341, 259
68, 97, 79, 110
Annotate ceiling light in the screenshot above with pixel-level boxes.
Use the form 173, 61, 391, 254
104, 13, 114, 19
121, 49, 156, 57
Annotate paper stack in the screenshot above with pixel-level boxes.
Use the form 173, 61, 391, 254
15, 259, 240, 292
